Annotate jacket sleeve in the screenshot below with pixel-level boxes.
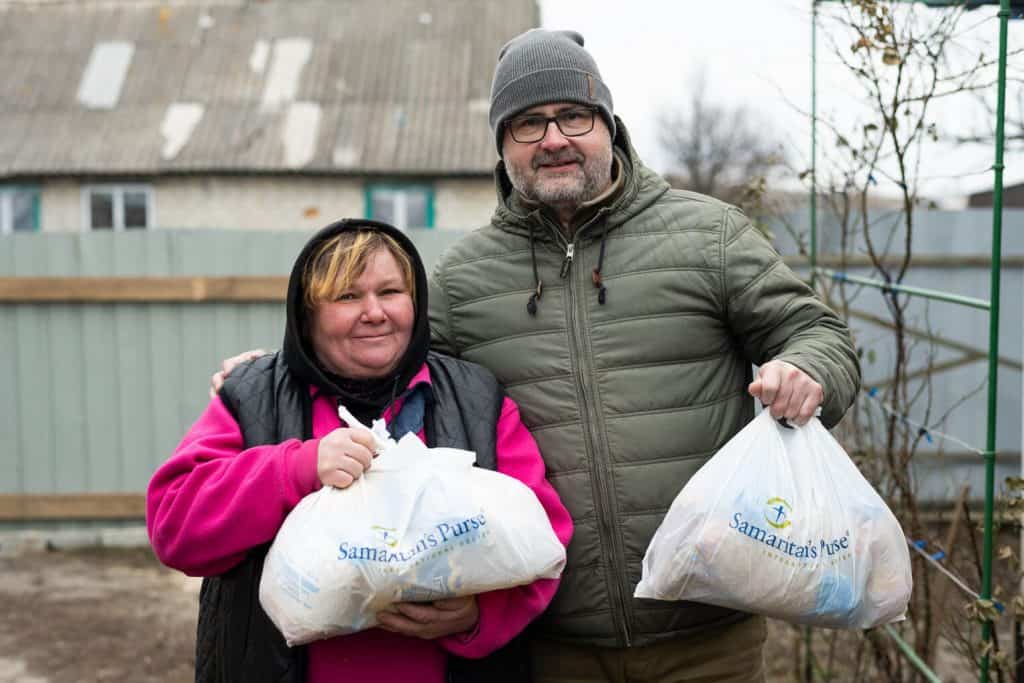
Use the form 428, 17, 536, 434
721, 208, 861, 427
146, 396, 322, 577
438, 397, 572, 658
428, 260, 459, 356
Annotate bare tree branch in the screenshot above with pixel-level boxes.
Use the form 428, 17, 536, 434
656, 69, 786, 205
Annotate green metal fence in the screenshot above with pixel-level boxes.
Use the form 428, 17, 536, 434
810, 1, 1013, 680
0, 229, 463, 506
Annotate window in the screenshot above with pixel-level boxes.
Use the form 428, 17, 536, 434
365, 184, 433, 230
0, 186, 40, 234
82, 184, 154, 231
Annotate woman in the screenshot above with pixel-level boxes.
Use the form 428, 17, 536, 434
146, 219, 572, 683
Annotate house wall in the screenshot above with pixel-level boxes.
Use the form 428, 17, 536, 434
434, 178, 498, 230
38, 180, 80, 234
37, 176, 496, 232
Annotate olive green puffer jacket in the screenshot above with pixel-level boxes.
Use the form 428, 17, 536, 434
428, 120, 860, 648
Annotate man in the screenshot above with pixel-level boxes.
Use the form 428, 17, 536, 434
216, 28, 859, 683
424, 29, 859, 682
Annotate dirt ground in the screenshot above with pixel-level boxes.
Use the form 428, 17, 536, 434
0, 547, 779, 683
0, 545, 994, 682
0, 547, 198, 683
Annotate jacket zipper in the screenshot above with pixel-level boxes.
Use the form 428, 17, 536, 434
559, 243, 574, 278
547, 216, 633, 648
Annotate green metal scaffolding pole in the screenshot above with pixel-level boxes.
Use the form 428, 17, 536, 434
814, 267, 992, 309
980, 4, 1009, 680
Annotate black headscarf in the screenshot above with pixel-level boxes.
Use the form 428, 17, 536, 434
281, 219, 431, 425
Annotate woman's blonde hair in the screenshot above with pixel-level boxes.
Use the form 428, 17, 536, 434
302, 230, 416, 312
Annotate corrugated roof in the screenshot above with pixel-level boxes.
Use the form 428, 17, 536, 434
0, 0, 538, 177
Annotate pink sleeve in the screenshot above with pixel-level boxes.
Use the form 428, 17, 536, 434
146, 396, 322, 577
439, 396, 573, 659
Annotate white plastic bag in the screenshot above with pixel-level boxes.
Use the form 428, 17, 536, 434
259, 409, 566, 646
634, 410, 912, 629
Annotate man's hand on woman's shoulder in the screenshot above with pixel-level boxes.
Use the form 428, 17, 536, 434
209, 349, 270, 398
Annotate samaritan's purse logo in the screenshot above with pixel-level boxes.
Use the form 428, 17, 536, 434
765, 497, 792, 529
372, 525, 400, 548
730, 497, 850, 562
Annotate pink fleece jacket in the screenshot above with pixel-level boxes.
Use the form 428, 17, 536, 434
147, 364, 572, 683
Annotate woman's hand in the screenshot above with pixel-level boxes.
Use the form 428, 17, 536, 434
317, 427, 377, 488
376, 596, 479, 639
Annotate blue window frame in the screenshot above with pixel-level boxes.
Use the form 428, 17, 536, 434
0, 186, 40, 234
365, 183, 434, 230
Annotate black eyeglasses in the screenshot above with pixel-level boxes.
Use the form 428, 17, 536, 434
505, 107, 597, 143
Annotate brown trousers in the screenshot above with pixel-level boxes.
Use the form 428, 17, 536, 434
530, 616, 767, 683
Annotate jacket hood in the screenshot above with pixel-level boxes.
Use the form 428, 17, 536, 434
491, 116, 670, 242
281, 218, 431, 412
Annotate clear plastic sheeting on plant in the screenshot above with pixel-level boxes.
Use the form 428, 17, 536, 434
259, 409, 566, 646
635, 410, 912, 629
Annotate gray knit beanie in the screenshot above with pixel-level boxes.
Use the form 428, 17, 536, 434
489, 29, 615, 156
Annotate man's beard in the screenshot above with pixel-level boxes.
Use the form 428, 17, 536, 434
506, 145, 613, 207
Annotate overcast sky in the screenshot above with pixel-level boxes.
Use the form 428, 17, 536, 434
540, 0, 1023, 204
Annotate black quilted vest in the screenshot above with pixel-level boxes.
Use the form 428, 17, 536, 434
196, 351, 528, 683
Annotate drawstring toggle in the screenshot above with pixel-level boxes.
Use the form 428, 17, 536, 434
527, 279, 544, 316
592, 268, 606, 305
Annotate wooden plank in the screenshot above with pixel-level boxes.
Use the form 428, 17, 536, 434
79, 236, 122, 491
242, 231, 308, 275
13, 240, 54, 493
113, 237, 154, 490
246, 302, 285, 355
0, 493, 146, 520
0, 276, 289, 302
112, 237, 151, 489
116, 307, 153, 489
0, 240, 18, 493
143, 233, 178, 479
44, 231, 86, 493
5, 259, 1014, 302
147, 304, 186, 475
3, 258, 1010, 302
209, 234, 246, 401
179, 237, 229, 453
48, 302, 89, 493
139, 232, 173, 479
0, 307, 21, 493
